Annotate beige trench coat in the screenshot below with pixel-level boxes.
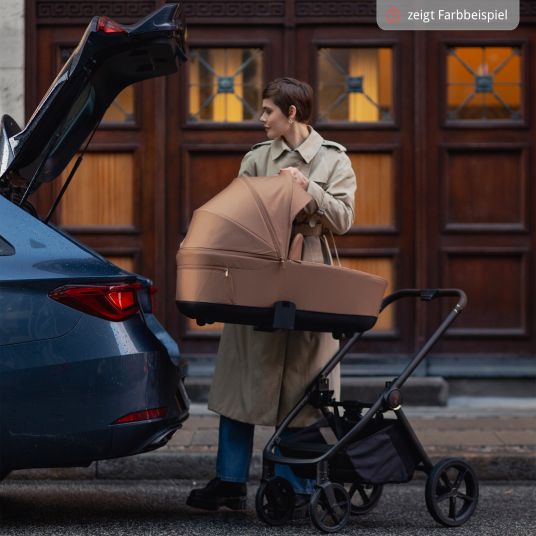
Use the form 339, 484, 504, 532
208, 127, 357, 426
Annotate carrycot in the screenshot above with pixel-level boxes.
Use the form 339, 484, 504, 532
176, 173, 387, 334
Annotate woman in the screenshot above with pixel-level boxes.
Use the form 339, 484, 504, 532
187, 77, 356, 511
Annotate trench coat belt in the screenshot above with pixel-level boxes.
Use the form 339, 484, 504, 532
292, 223, 324, 237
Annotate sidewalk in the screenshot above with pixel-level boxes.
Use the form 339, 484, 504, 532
9, 397, 536, 481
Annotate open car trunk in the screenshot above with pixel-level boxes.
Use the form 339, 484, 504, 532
0, 3, 186, 204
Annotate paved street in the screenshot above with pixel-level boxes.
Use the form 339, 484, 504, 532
0, 480, 534, 535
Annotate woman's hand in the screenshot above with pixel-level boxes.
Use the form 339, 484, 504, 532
280, 167, 309, 191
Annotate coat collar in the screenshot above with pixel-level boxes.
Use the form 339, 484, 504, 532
270, 126, 324, 164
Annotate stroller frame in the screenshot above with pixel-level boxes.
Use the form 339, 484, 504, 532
256, 288, 479, 533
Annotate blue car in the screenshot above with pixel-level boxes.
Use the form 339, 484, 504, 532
0, 4, 189, 478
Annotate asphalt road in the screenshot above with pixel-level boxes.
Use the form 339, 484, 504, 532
0, 480, 534, 535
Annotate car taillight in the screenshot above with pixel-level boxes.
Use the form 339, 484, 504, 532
49, 283, 143, 321
97, 16, 127, 34
113, 407, 168, 425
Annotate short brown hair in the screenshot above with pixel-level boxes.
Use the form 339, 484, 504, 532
262, 77, 313, 123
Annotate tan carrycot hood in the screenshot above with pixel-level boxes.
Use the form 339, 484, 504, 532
181, 172, 312, 260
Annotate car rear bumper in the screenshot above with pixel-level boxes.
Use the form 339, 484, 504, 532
109, 415, 185, 459
0, 314, 190, 472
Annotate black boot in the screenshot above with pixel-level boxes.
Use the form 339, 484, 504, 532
293, 493, 311, 520
186, 477, 247, 511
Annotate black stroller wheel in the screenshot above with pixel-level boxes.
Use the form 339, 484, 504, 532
347, 482, 383, 515
425, 458, 479, 527
309, 483, 351, 533
255, 477, 295, 526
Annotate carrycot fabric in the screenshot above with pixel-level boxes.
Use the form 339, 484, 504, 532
176, 173, 388, 333
180, 173, 311, 260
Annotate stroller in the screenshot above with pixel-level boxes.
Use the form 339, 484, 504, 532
255, 288, 478, 533
175, 174, 478, 532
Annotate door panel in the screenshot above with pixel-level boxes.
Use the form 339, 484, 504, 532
59, 151, 138, 230
441, 145, 529, 232
442, 251, 529, 336
349, 152, 396, 230
422, 29, 535, 360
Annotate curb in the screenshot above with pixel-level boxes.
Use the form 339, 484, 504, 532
7, 450, 536, 482
185, 377, 449, 406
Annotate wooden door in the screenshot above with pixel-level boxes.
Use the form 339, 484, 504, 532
294, 25, 417, 373
164, 24, 286, 365
420, 29, 535, 375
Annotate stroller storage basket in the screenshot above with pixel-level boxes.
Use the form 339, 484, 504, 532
279, 417, 420, 485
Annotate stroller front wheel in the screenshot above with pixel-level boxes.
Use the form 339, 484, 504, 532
256, 477, 295, 526
309, 482, 351, 533
425, 458, 479, 527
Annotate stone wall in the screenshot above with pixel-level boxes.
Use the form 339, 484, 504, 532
0, 0, 24, 127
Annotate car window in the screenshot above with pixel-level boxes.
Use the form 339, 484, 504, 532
0, 236, 15, 256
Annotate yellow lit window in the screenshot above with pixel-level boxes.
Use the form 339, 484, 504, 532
447, 46, 522, 121
189, 48, 263, 123
318, 48, 393, 123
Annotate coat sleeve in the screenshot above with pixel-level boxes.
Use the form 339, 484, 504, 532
238, 150, 257, 177
306, 152, 356, 234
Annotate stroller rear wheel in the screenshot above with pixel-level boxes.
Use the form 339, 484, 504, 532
347, 482, 383, 515
425, 458, 479, 527
309, 482, 351, 533
256, 477, 295, 526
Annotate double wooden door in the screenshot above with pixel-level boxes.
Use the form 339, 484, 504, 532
167, 23, 417, 374
28, 1, 536, 378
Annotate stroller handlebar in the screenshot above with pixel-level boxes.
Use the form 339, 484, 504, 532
380, 288, 467, 313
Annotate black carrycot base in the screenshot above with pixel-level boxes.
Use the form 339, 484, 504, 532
176, 300, 377, 335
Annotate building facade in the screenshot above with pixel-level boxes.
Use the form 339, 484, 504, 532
17, 0, 536, 392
